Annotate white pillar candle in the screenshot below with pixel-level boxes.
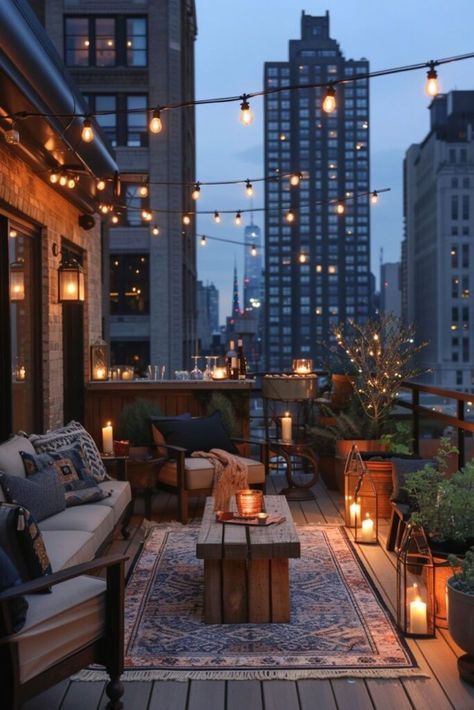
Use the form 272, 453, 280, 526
281, 412, 292, 442
409, 597, 428, 635
361, 514, 374, 542
102, 422, 114, 455
349, 501, 361, 527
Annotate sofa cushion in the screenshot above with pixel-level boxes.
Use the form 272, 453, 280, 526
29, 421, 109, 483
96, 480, 132, 524
0, 467, 66, 522
152, 411, 238, 456
0, 546, 28, 633
39, 504, 114, 544
40, 530, 97, 572
150, 413, 192, 455
157, 454, 265, 491
0, 435, 35, 502
0, 504, 52, 587
11, 575, 105, 683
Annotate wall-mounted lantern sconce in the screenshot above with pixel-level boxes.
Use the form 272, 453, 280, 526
58, 259, 85, 303
9, 259, 25, 301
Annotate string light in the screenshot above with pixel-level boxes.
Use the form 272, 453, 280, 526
149, 108, 163, 134
152, 225, 160, 236
425, 61, 440, 97
245, 180, 254, 197
141, 209, 152, 222
213, 210, 221, 223
251, 244, 257, 256
322, 84, 336, 113
96, 178, 106, 191
59, 173, 68, 187
370, 190, 379, 205
5, 125, 20, 144
335, 202, 345, 215
111, 214, 119, 224
200, 235, 207, 246
138, 185, 149, 198
67, 177, 76, 189
183, 213, 191, 225
99, 204, 109, 214
235, 210, 242, 225
240, 95, 253, 126
285, 209, 295, 223
49, 170, 60, 184
191, 182, 201, 200
289, 172, 301, 187
81, 116, 94, 143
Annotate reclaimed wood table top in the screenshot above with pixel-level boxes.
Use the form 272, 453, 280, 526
196, 495, 301, 561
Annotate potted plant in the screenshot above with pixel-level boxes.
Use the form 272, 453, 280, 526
117, 398, 163, 457
330, 363, 357, 410
447, 548, 474, 683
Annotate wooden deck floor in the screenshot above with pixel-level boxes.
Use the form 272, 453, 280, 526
24, 473, 474, 710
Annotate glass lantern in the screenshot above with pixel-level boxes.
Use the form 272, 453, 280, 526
58, 259, 85, 303
292, 358, 313, 375
9, 260, 25, 301
90, 338, 109, 381
344, 444, 378, 545
396, 523, 435, 638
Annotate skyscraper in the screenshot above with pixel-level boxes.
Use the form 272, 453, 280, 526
36, 0, 197, 373
196, 281, 219, 353
380, 262, 401, 318
243, 222, 263, 312
404, 91, 474, 391
264, 11, 370, 371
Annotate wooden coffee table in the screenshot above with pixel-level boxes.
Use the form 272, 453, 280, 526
196, 495, 300, 624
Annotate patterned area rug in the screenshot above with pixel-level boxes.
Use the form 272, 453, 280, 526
81, 524, 423, 681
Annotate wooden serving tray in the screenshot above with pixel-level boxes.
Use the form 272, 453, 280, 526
215, 511, 286, 526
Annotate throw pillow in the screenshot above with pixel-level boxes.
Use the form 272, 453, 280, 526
0, 547, 28, 633
62, 480, 110, 507
0, 504, 52, 585
29, 421, 110, 482
150, 413, 192, 455
0, 467, 66, 522
152, 411, 238, 456
0, 434, 36, 503
391, 458, 435, 503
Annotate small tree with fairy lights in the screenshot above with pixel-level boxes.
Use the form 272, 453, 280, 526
332, 315, 427, 439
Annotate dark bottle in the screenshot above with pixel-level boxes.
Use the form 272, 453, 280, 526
226, 340, 238, 379
237, 338, 247, 380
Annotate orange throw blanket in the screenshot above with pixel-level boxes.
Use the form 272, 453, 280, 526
191, 448, 248, 511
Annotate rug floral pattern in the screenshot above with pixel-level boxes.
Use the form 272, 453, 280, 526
122, 525, 418, 678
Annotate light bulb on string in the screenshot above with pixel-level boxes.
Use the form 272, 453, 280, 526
81, 116, 94, 143
111, 214, 119, 224
67, 177, 76, 189
251, 244, 257, 256
138, 184, 149, 198
152, 225, 160, 236
141, 209, 152, 222
96, 179, 106, 191
49, 170, 60, 184
285, 209, 295, 223
245, 180, 254, 197
235, 210, 242, 225
425, 62, 440, 97
59, 173, 68, 187
200, 235, 207, 247
335, 201, 345, 215
183, 213, 191, 226
99, 204, 109, 214
289, 172, 301, 187
149, 108, 163, 134
213, 210, 221, 224
370, 190, 379, 205
191, 182, 201, 200
322, 84, 336, 113
240, 95, 253, 126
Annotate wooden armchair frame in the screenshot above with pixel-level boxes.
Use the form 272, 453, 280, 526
0, 553, 127, 710
154, 437, 269, 524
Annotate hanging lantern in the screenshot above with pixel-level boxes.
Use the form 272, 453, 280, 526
9, 259, 25, 301
90, 338, 109, 381
396, 523, 435, 638
58, 259, 85, 303
344, 444, 378, 544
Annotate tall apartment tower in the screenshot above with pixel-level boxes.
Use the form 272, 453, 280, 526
380, 262, 401, 317
404, 91, 474, 391
264, 11, 370, 371
36, 0, 197, 373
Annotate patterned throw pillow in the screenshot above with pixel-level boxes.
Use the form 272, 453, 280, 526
0, 467, 66, 522
29, 421, 110, 483
0, 504, 52, 586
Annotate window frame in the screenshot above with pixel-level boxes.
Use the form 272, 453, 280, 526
64, 15, 148, 68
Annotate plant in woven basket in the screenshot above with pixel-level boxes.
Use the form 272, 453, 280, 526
332, 315, 427, 439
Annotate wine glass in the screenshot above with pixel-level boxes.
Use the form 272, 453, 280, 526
203, 356, 213, 380
190, 356, 203, 380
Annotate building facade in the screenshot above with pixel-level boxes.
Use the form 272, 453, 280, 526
404, 92, 474, 390
36, 0, 197, 374
264, 11, 370, 371
380, 262, 401, 317
196, 280, 219, 353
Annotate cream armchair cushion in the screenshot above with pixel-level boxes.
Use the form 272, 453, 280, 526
157, 454, 265, 490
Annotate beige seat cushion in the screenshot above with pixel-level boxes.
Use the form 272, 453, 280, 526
96, 480, 132, 524
39, 504, 114, 543
41, 530, 98, 571
9, 575, 105, 683
157, 455, 265, 490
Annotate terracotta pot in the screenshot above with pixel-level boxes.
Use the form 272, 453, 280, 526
319, 454, 337, 490
447, 582, 474, 656
365, 459, 394, 519
331, 374, 355, 410
429, 556, 459, 629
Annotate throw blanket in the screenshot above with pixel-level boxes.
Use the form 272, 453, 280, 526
191, 448, 248, 511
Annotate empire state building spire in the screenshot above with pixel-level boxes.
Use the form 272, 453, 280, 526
232, 260, 241, 318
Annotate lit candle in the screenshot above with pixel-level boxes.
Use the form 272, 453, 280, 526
349, 500, 361, 527
361, 513, 374, 542
296, 365, 310, 374
409, 596, 428, 635
212, 366, 227, 380
121, 369, 132, 380
257, 512, 269, 525
281, 412, 292, 442
102, 422, 114, 455
94, 366, 107, 380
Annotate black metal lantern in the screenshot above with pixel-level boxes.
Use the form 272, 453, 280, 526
9, 259, 25, 301
58, 259, 85, 303
90, 338, 109, 381
396, 523, 435, 638
344, 444, 378, 545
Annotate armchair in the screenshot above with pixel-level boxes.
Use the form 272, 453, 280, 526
0, 553, 127, 710
154, 437, 269, 524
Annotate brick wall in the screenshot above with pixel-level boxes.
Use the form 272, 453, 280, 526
0, 142, 102, 430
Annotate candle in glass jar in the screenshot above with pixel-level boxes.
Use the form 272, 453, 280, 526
281, 412, 292, 442
409, 596, 428, 635
102, 422, 114, 455
121, 369, 132, 380
212, 366, 227, 380
361, 513, 374, 542
349, 500, 361, 526
94, 365, 107, 380
17, 366, 26, 381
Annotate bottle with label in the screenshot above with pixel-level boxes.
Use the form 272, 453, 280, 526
237, 338, 247, 380
226, 340, 238, 379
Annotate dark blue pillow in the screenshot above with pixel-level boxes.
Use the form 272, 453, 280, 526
0, 467, 66, 522
0, 504, 52, 589
152, 411, 238, 456
0, 547, 28, 632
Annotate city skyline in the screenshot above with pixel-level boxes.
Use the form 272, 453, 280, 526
195, 0, 474, 323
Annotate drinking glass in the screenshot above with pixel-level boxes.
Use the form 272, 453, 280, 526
190, 356, 203, 380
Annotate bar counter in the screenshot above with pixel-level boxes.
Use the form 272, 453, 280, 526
85, 380, 254, 447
